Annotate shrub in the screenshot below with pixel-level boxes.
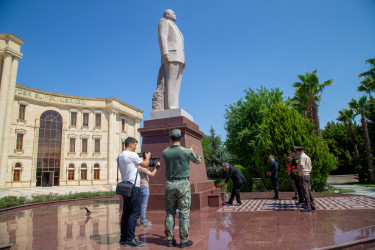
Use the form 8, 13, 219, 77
0, 191, 117, 209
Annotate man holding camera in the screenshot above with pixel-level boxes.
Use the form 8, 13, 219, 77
118, 137, 151, 247
163, 129, 201, 248
138, 157, 160, 227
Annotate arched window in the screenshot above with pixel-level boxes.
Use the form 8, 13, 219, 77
36, 110, 62, 187
13, 163, 22, 181
68, 164, 74, 180
94, 164, 100, 180
81, 163, 87, 180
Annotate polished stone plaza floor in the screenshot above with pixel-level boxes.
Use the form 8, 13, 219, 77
1, 194, 375, 249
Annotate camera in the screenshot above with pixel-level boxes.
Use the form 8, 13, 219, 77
139, 152, 160, 168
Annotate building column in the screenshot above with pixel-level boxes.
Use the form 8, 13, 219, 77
0, 58, 19, 187
0, 54, 13, 188
134, 119, 141, 152
107, 111, 116, 184
0, 57, 3, 81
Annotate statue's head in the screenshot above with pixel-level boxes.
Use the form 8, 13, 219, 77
163, 9, 176, 22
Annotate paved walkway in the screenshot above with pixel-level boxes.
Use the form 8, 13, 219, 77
1, 197, 375, 249
327, 174, 375, 197
0, 185, 115, 198
1, 174, 374, 199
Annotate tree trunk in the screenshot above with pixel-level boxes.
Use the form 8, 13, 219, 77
361, 112, 375, 182
310, 95, 321, 136
348, 122, 360, 158
348, 121, 361, 169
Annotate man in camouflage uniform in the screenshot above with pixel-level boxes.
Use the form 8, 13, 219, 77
162, 129, 202, 248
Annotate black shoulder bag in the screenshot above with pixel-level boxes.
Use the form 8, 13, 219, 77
116, 156, 139, 198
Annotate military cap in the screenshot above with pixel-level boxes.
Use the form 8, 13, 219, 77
169, 129, 181, 137
294, 146, 304, 151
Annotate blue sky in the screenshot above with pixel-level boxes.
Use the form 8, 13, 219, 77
1, 0, 375, 139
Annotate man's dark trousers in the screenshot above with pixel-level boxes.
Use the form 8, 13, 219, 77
291, 173, 303, 203
271, 174, 279, 198
228, 182, 243, 204
121, 187, 141, 242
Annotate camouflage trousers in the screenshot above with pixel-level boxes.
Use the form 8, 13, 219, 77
164, 179, 191, 243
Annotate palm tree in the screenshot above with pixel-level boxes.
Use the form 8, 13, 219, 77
336, 108, 361, 168
349, 96, 375, 182
358, 58, 375, 97
292, 70, 334, 136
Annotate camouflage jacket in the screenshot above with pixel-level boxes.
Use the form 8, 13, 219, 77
162, 145, 201, 179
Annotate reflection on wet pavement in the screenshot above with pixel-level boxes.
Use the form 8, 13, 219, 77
1, 199, 375, 249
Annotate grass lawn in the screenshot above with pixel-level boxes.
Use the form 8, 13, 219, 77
344, 182, 375, 188
323, 186, 355, 194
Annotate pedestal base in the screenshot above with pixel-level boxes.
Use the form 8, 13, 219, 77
139, 116, 221, 210
150, 108, 194, 122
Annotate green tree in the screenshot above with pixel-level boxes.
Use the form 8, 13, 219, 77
292, 70, 334, 136
202, 126, 231, 180
224, 86, 284, 175
254, 102, 337, 191
349, 96, 375, 182
336, 108, 361, 168
205, 147, 232, 180
201, 135, 212, 165
358, 58, 375, 97
322, 122, 358, 175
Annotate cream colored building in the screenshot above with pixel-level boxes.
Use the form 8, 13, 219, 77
0, 33, 143, 188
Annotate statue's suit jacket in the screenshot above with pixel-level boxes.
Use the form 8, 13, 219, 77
158, 18, 185, 65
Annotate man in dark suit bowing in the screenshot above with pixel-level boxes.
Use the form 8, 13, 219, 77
222, 162, 246, 206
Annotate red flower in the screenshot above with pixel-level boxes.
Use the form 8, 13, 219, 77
291, 166, 296, 170
268, 172, 270, 175
287, 168, 290, 171
14, 197, 17, 200
216, 184, 221, 188
286, 163, 290, 167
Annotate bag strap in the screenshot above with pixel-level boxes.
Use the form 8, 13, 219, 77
134, 168, 139, 188
117, 156, 119, 183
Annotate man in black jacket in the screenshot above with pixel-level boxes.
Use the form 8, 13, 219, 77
222, 162, 246, 206
268, 155, 279, 200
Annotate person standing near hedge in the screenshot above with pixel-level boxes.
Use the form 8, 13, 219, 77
289, 149, 304, 204
222, 163, 246, 206
293, 146, 316, 212
268, 155, 279, 200
118, 137, 151, 247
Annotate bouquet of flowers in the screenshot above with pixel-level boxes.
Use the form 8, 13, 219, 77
286, 163, 296, 173
216, 183, 227, 193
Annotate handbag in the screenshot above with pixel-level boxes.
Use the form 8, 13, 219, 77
116, 156, 139, 198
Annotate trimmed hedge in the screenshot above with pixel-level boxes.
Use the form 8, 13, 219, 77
0, 191, 117, 209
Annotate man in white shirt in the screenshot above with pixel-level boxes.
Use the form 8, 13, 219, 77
118, 137, 151, 247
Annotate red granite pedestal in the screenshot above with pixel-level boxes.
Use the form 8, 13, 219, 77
138, 116, 221, 211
